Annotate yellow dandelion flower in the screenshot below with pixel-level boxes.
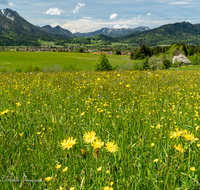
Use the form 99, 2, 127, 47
170, 129, 184, 139
197, 144, 200, 147
183, 132, 198, 142
110, 182, 114, 186
55, 164, 61, 169
174, 144, 184, 153
83, 130, 97, 144
105, 142, 118, 153
151, 143, 155, 147
62, 166, 68, 172
103, 186, 110, 190
60, 137, 77, 150
45, 177, 52, 181
69, 187, 75, 190
92, 139, 104, 149
106, 170, 110, 174
97, 167, 102, 171
153, 159, 159, 163
190, 167, 196, 171
37, 132, 41, 135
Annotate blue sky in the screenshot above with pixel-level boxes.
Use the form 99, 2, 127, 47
1, 0, 200, 33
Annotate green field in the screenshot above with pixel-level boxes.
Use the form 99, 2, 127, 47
0, 52, 136, 72
1, 70, 200, 189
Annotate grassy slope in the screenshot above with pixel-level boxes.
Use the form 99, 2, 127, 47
0, 52, 135, 71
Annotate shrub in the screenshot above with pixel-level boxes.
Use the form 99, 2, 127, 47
94, 53, 112, 71
33, 67, 41, 72
162, 55, 171, 69
140, 58, 150, 70
190, 54, 200, 65
14, 68, 22, 73
149, 56, 162, 70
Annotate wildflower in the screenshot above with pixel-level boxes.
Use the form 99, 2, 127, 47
61, 137, 77, 150
97, 167, 102, 171
81, 149, 86, 155
16, 103, 21, 106
174, 144, 184, 153
37, 132, 41, 135
69, 187, 75, 190
0, 109, 9, 116
110, 182, 114, 186
170, 129, 184, 139
94, 149, 99, 158
183, 132, 198, 142
105, 142, 118, 153
103, 187, 113, 190
55, 164, 61, 169
92, 139, 104, 149
103, 186, 110, 190
190, 167, 196, 171
106, 170, 110, 174
57, 187, 64, 190
62, 166, 68, 172
197, 144, 200, 147
45, 177, 52, 181
151, 143, 155, 147
153, 159, 159, 163
83, 130, 96, 144
19, 133, 24, 137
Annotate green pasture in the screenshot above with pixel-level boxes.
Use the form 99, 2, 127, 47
0, 52, 135, 71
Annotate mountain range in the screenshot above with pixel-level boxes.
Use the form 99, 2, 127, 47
1, 8, 200, 46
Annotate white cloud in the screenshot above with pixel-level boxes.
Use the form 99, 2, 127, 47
110, 13, 118, 20
9, 2, 14, 6
170, 1, 195, 5
147, 13, 151, 16
138, 15, 141, 20
44, 8, 64, 15
113, 24, 120, 28
114, 24, 129, 29
82, 17, 93, 19
73, 3, 85, 14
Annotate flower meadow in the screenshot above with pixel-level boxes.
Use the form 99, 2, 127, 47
0, 70, 200, 189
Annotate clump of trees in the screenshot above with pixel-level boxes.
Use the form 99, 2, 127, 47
130, 42, 200, 70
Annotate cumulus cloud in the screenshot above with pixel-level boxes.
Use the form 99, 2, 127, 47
110, 13, 118, 20
73, 3, 85, 14
0, 0, 8, 4
9, 2, 14, 6
44, 7, 64, 15
147, 13, 151, 16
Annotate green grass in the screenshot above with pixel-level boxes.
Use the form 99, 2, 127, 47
0, 52, 136, 72
0, 70, 200, 189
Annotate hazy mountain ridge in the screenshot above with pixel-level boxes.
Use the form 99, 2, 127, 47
117, 22, 200, 45
74, 26, 150, 38
40, 25, 74, 38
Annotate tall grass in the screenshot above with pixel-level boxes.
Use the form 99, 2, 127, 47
0, 71, 200, 189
